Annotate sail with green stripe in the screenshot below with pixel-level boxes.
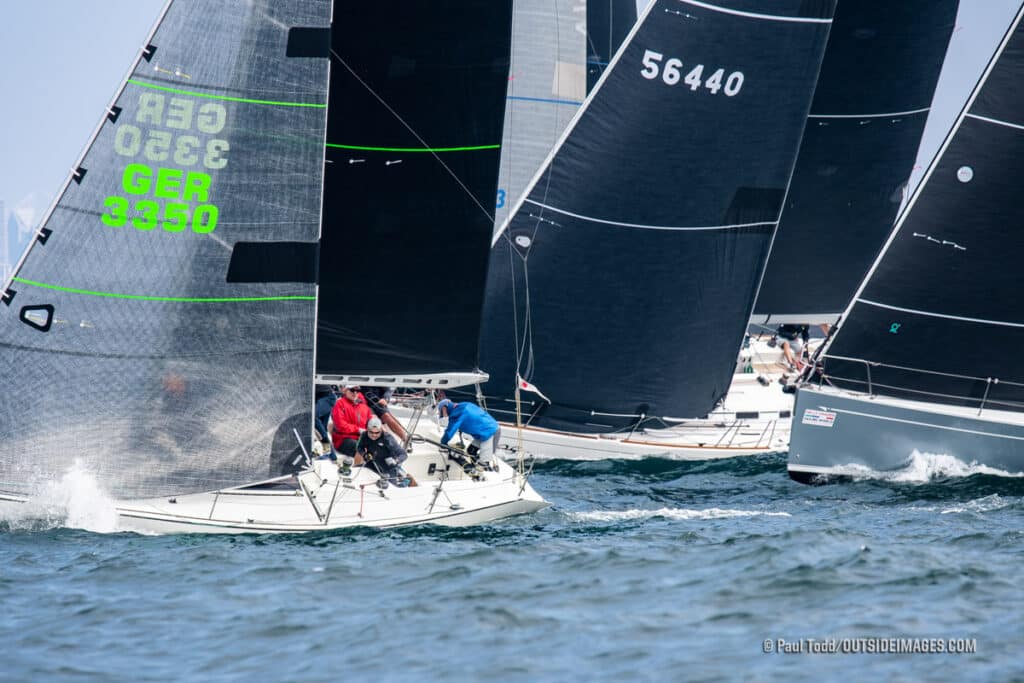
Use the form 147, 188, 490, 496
0, 0, 331, 499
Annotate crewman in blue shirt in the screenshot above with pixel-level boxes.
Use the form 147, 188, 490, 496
437, 398, 501, 470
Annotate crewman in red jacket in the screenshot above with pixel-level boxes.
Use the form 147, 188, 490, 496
331, 385, 374, 453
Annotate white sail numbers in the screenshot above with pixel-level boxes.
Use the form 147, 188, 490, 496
640, 49, 743, 96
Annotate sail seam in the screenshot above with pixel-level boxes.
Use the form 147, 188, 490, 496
325, 143, 499, 153
12, 277, 315, 303
857, 298, 1024, 329
965, 113, 1024, 132
676, 0, 833, 23
524, 200, 776, 231
809, 107, 930, 119
507, 95, 583, 106
127, 79, 326, 108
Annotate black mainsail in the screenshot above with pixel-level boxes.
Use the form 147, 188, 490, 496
0, 1, 331, 499
753, 0, 960, 325
476, 0, 835, 433
813, 4, 1024, 412
315, 1, 513, 378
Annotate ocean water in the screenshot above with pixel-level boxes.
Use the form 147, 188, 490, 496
1, 452, 1022, 682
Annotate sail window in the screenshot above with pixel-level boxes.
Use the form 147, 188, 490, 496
956, 166, 974, 183
20, 305, 54, 332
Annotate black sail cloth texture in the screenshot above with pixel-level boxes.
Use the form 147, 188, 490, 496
754, 0, 959, 322
477, 0, 836, 432
316, 1, 513, 377
822, 15, 1024, 412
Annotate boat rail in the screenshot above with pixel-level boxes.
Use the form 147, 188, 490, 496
814, 354, 1024, 416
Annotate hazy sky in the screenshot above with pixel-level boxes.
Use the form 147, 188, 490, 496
0, 1, 1020, 233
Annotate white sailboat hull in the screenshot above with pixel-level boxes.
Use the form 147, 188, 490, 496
406, 372, 795, 461
0, 453, 547, 535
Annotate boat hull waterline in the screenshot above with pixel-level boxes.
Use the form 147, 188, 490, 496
0, 457, 547, 534
788, 384, 1024, 483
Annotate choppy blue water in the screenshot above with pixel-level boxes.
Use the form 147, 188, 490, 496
2, 453, 1022, 682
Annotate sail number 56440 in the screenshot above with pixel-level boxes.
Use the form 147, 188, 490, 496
640, 50, 743, 96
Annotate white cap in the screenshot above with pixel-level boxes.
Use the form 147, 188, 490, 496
367, 416, 383, 430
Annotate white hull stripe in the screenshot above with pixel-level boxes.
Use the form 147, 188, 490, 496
678, 0, 832, 23
819, 405, 1024, 442
809, 107, 930, 119
857, 298, 1024, 330
965, 112, 1024, 132
524, 200, 777, 231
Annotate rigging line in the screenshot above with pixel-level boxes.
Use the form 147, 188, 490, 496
12, 277, 315, 303
823, 353, 1024, 386
127, 79, 326, 108
856, 298, 1024, 330
965, 113, 1024, 132
329, 50, 495, 224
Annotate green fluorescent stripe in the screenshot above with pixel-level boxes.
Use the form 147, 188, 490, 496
127, 79, 326, 108
326, 143, 500, 153
13, 277, 315, 303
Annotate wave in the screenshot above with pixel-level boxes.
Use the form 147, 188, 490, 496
568, 507, 791, 522
531, 452, 786, 479
829, 450, 1024, 484
0, 459, 119, 533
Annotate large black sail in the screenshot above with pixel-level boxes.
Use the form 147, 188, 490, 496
0, 1, 330, 499
753, 0, 959, 324
819, 6, 1024, 412
477, 0, 835, 432
315, 2, 513, 377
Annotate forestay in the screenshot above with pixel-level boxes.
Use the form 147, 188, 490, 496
818, 5, 1024, 412
478, 0, 836, 433
754, 0, 959, 325
0, 0, 331, 499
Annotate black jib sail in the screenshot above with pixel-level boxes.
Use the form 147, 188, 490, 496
0, 1, 331, 499
315, 2, 513, 378
476, 0, 835, 433
815, 5, 1024, 412
753, 0, 960, 325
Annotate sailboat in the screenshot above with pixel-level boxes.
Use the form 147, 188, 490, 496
455, 0, 837, 461
0, 0, 546, 532
788, 2, 1024, 482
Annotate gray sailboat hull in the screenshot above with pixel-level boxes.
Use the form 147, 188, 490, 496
788, 385, 1024, 483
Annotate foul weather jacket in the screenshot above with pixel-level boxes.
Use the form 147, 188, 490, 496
440, 403, 499, 444
331, 394, 373, 449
